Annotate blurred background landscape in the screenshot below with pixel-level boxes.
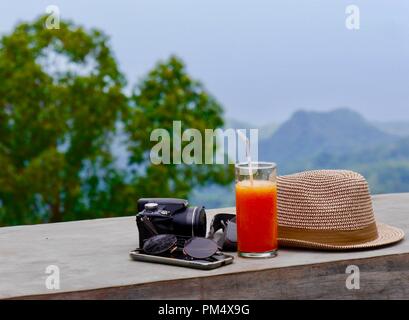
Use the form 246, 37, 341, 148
192, 108, 409, 208
1, 1, 408, 225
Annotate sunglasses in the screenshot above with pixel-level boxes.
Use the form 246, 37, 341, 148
142, 234, 220, 260
139, 216, 221, 260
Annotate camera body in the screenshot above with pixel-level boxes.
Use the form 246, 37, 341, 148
136, 198, 207, 246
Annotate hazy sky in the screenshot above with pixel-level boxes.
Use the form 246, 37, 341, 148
1, 0, 409, 124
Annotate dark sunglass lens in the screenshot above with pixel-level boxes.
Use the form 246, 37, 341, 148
183, 237, 218, 259
143, 234, 177, 255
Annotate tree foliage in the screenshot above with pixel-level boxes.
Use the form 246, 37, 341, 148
0, 16, 233, 226
126, 56, 233, 198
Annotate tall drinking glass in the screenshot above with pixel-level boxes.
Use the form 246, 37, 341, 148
235, 162, 278, 258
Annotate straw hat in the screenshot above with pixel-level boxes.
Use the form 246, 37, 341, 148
277, 170, 404, 250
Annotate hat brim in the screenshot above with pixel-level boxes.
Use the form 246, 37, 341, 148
278, 222, 404, 251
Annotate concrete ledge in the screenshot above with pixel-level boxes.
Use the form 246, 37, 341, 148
1, 193, 409, 299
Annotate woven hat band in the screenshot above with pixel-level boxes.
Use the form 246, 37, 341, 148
278, 222, 379, 246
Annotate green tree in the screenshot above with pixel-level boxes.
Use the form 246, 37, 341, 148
0, 16, 233, 226
125, 56, 233, 200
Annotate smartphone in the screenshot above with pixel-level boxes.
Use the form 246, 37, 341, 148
129, 248, 234, 270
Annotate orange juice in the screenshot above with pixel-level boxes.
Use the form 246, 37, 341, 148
235, 180, 278, 254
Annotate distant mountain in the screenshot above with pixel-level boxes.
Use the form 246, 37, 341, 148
373, 121, 409, 137
189, 183, 235, 209
224, 118, 278, 140
224, 118, 254, 130
310, 137, 409, 194
312, 136, 409, 168
260, 108, 398, 174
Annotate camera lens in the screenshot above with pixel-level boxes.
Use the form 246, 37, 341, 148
193, 207, 207, 237
172, 206, 207, 237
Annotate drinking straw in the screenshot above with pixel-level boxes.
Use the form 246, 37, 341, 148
237, 130, 254, 186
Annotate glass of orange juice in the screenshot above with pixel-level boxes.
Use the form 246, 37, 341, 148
235, 162, 278, 258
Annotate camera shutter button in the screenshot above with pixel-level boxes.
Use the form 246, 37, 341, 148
144, 203, 158, 211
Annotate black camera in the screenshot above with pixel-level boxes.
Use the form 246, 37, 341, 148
136, 198, 207, 245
